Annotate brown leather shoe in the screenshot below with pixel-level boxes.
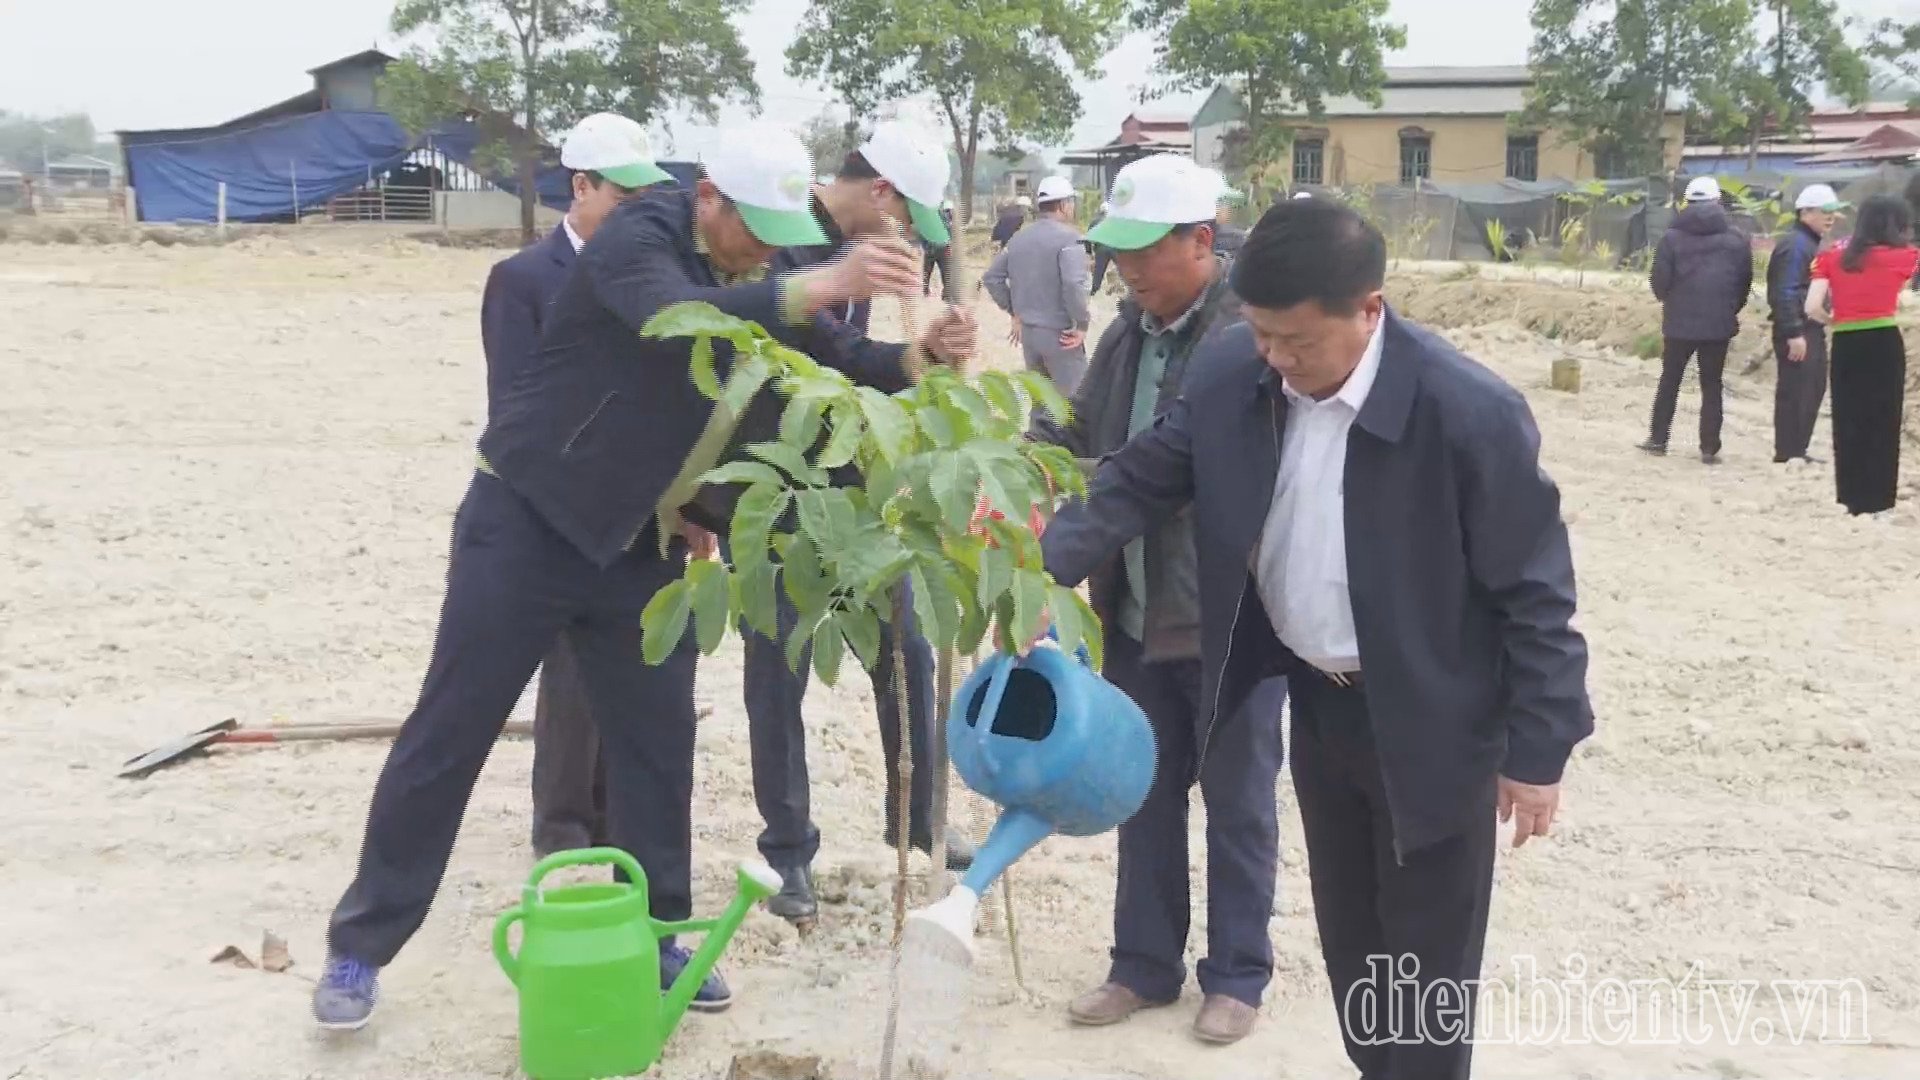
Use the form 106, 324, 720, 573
1067, 982, 1170, 1026
1192, 994, 1257, 1045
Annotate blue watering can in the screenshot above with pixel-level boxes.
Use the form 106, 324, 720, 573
905, 634, 1156, 962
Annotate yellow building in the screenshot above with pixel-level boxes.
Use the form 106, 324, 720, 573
1191, 67, 1686, 186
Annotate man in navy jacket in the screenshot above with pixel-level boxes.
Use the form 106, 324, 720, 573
479, 113, 689, 862
1033, 199, 1592, 1078
315, 122, 963, 1032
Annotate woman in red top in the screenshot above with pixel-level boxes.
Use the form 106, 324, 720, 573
1807, 194, 1919, 515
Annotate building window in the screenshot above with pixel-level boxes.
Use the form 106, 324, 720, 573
1506, 135, 1539, 182
1292, 139, 1324, 185
1399, 134, 1431, 185
1595, 144, 1631, 180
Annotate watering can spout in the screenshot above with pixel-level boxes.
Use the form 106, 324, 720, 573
658, 861, 782, 1036
958, 806, 1053, 897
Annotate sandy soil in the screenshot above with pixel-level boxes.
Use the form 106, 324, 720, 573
4, 229, 1920, 1079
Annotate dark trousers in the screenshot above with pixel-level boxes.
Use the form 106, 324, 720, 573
1290, 673, 1496, 1080
1773, 329, 1829, 462
1830, 326, 1907, 515
1103, 631, 1284, 1008
529, 636, 607, 855
739, 569, 937, 868
1648, 337, 1730, 455
1090, 246, 1113, 295
328, 472, 699, 966
923, 247, 957, 302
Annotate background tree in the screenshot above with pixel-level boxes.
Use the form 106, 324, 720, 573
1695, 0, 1868, 168
785, 0, 1123, 222
385, 0, 760, 242
1133, 0, 1405, 183
1522, 0, 1753, 178
1867, 18, 1920, 107
0, 111, 106, 175
796, 107, 867, 175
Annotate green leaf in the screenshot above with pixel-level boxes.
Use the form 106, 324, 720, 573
779, 396, 827, 450
784, 606, 815, 674
782, 536, 831, 613
917, 400, 958, 448
810, 614, 846, 685
977, 542, 1014, 613
690, 336, 721, 401
909, 563, 958, 651
748, 441, 825, 486
836, 604, 881, 670
1017, 370, 1072, 427
978, 370, 1024, 422
721, 354, 773, 414
816, 401, 866, 469
687, 559, 733, 654
944, 382, 995, 436
1011, 568, 1049, 646
736, 559, 781, 640
1067, 587, 1105, 671
928, 452, 978, 536
856, 388, 914, 463
727, 484, 789, 573
1049, 583, 1088, 667
639, 579, 692, 665
702, 460, 784, 488
642, 301, 761, 342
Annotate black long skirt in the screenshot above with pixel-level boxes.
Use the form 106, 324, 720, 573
1829, 326, 1906, 515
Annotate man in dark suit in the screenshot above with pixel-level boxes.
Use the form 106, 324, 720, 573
478, 112, 693, 861
1033, 197, 1593, 1078
315, 121, 967, 1032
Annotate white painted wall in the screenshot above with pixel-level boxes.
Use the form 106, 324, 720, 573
440, 189, 564, 230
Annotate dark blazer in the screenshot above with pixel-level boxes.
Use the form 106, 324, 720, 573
479, 190, 913, 568
480, 225, 575, 424
1766, 221, 1822, 339
1040, 310, 1593, 856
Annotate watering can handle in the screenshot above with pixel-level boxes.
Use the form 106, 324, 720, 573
1046, 625, 1093, 667
526, 845, 646, 893
492, 906, 525, 986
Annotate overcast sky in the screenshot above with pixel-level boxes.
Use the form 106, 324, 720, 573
4, 0, 1917, 160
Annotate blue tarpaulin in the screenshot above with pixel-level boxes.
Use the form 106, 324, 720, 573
123, 111, 579, 223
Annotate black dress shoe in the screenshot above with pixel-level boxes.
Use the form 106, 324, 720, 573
766, 863, 817, 922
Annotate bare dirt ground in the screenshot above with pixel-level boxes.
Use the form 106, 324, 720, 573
4, 229, 1920, 1079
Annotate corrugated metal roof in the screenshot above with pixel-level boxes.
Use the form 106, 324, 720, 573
1312, 82, 1531, 116
1384, 65, 1532, 86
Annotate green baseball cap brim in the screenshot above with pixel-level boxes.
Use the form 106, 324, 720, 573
906, 197, 951, 247
735, 201, 830, 247
1086, 216, 1176, 251
597, 161, 674, 190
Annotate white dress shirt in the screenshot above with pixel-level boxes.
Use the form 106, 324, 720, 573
1252, 317, 1386, 673
562, 214, 586, 253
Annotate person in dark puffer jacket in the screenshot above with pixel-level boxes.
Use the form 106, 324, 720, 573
1642, 176, 1754, 464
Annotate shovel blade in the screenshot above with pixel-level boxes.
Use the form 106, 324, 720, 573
119, 719, 239, 779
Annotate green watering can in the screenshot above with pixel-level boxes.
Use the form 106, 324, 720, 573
493, 847, 782, 1079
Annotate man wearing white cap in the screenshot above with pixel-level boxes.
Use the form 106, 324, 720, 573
495, 113, 679, 864
984, 174, 1094, 393
314, 120, 930, 1031
1029, 152, 1284, 1045
720, 119, 979, 922
1643, 175, 1752, 464
1767, 182, 1845, 462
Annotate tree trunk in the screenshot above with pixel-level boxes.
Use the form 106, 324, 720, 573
959, 101, 982, 226
519, 0, 541, 245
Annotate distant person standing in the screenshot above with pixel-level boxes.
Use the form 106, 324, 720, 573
923, 198, 959, 301
1766, 184, 1844, 465
1642, 176, 1753, 465
1806, 194, 1919, 516
1205, 169, 1248, 258
1089, 201, 1114, 295
991, 196, 1029, 251
984, 176, 1093, 394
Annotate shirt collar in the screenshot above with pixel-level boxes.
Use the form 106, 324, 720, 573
1139, 259, 1228, 338
690, 211, 767, 285
561, 215, 585, 253
1282, 313, 1386, 412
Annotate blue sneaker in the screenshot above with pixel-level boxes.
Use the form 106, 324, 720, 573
313, 954, 380, 1030
659, 943, 732, 1013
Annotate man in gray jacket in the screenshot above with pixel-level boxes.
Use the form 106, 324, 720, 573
984, 175, 1093, 393
1033, 153, 1284, 1047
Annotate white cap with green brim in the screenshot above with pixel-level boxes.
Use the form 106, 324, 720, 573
859, 120, 953, 247
1795, 183, 1849, 212
700, 122, 830, 248
560, 112, 673, 190
1088, 154, 1220, 251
